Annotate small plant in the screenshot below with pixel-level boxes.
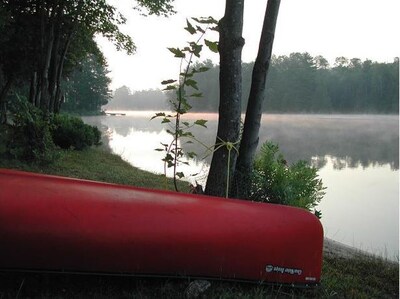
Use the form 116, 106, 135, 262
250, 141, 325, 217
51, 114, 101, 150
152, 17, 218, 191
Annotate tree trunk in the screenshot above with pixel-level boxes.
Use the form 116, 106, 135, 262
233, 0, 281, 199
39, 7, 55, 113
0, 76, 13, 124
29, 72, 37, 105
54, 31, 72, 113
49, 25, 61, 113
205, 0, 245, 197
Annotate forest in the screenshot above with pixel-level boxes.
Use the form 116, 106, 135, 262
108, 53, 399, 114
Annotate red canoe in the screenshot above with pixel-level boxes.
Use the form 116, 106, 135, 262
0, 169, 323, 285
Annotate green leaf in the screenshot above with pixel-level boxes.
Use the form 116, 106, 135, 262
189, 42, 202, 58
181, 72, 193, 78
163, 85, 177, 91
189, 92, 203, 98
194, 119, 208, 128
192, 16, 218, 25
184, 79, 199, 90
151, 112, 165, 120
176, 172, 185, 179
154, 148, 164, 151
210, 25, 219, 32
161, 79, 177, 85
182, 121, 190, 127
184, 19, 196, 34
205, 39, 218, 53
196, 26, 205, 33
168, 47, 185, 58
198, 66, 210, 72
161, 118, 171, 123
181, 131, 194, 137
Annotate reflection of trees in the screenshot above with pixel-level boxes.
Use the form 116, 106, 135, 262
186, 115, 399, 170
84, 114, 399, 171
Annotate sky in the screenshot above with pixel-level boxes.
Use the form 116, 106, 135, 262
97, 0, 400, 92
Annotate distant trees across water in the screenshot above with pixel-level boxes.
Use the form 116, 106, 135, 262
104, 86, 169, 111
109, 53, 398, 114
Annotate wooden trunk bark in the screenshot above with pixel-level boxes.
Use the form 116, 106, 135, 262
48, 25, 61, 113
205, 0, 245, 197
38, 7, 55, 113
54, 32, 72, 114
29, 72, 37, 105
233, 0, 281, 199
0, 76, 13, 124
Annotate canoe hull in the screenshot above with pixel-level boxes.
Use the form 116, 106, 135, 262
0, 169, 323, 285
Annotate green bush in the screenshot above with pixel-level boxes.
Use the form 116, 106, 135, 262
6, 96, 57, 164
250, 141, 325, 217
51, 114, 101, 150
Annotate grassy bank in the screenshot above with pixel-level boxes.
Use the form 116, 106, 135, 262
0, 147, 187, 192
0, 148, 398, 298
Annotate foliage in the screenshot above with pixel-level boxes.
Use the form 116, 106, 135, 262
4, 95, 57, 164
135, 0, 176, 16
0, 0, 176, 116
51, 114, 101, 150
106, 86, 169, 111
62, 53, 111, 114
152, 17, 218, 191
250, 141, 325, 216
163, 54, 399, 114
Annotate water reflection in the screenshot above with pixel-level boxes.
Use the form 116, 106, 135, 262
108, 127, 210, 184
83, 113, 399, 170
318, 157, 399, 259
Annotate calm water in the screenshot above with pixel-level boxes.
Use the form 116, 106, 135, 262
83, 112, 399, 260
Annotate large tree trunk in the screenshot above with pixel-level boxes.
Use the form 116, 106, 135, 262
54, 31, 72, 113
37, 5, 56, 113
0, 76, 13, 124
205, 0, 245, 197
48, 24, 61, 113
233, 0, 281, 199
29, 72, 37, 105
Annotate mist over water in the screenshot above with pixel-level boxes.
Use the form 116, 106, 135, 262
83, 112, 399, 260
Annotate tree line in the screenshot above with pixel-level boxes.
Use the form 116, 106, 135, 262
107, 53, 399, 114
165, 54, 398, 114
105, 86, 169, 111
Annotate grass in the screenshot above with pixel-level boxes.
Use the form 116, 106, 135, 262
0, 147, 187, 192
0, 147, 399, 298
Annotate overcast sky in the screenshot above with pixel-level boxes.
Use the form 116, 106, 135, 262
97, 0, 400, 91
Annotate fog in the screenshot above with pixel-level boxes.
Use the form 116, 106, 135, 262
84, 113, 399, 170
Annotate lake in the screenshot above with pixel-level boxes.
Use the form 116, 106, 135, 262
83, 112, 399, 261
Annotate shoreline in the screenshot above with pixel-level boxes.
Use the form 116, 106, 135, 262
324, 238, 398, 263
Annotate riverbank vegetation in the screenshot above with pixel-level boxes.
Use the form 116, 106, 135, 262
107, 55, 399, 114
0, 147, 398, 298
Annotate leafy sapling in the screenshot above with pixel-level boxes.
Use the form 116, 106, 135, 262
152, 17, 218, 192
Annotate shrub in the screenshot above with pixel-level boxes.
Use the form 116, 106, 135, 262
6, 96, 57, 164
250, 141, 325, 217
51, 114, 101, 150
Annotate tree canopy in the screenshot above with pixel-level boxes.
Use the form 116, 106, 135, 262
0, 0, 176, 120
